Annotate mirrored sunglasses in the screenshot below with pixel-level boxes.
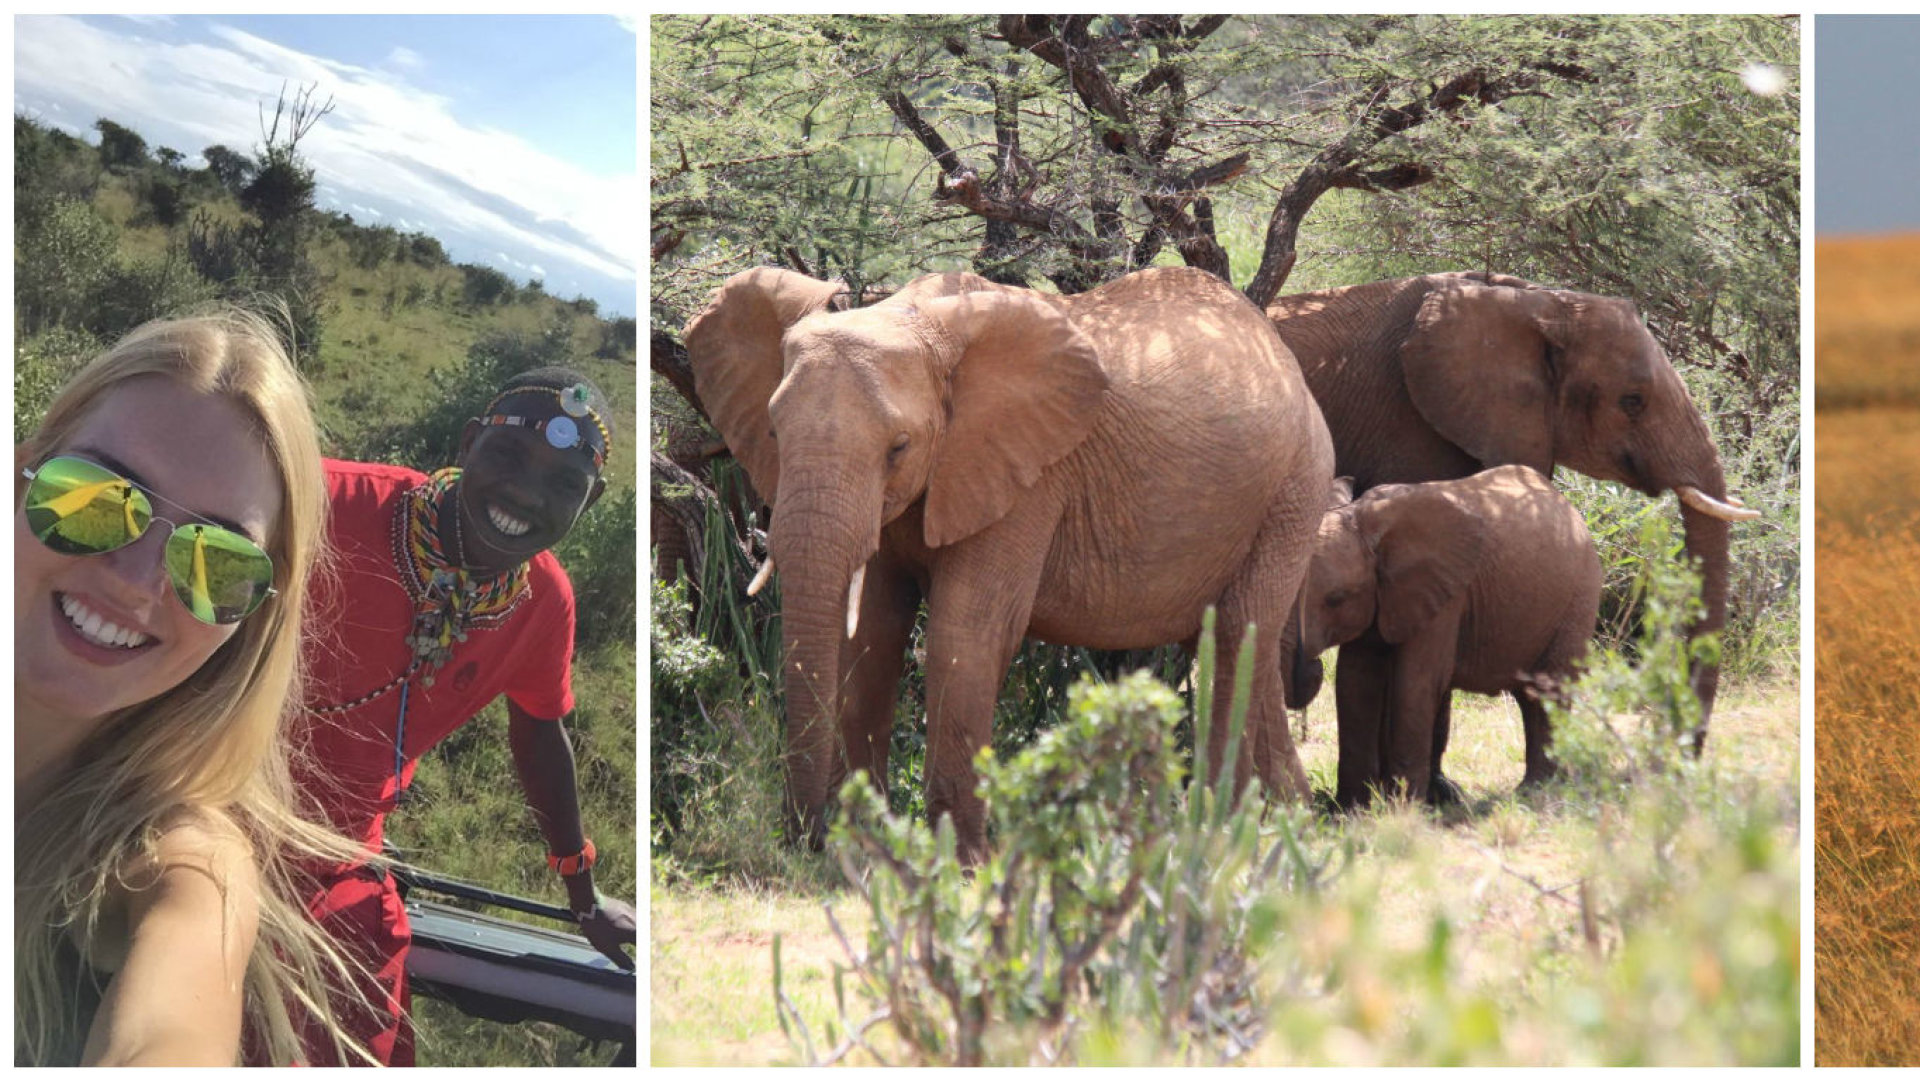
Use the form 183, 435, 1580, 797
22, 455, 277, 625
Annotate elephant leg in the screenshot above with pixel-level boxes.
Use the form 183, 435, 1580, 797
828, 558, 921, 802
1383, 627, 1459, 804
920, 522, 1054, 865
1516, 690, 1560, 790
1334, 640, 1394, 809
1425, 694, 1464, 808
1209, 489, 1319, 805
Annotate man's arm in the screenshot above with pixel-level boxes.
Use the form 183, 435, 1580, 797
506, 700, 636, 969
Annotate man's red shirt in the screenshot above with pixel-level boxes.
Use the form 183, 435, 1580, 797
298, 458, 576, 852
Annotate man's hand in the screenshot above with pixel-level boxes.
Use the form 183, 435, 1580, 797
578, 895, 637, 970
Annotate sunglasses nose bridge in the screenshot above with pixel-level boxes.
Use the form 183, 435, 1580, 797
99, 515, 178, 590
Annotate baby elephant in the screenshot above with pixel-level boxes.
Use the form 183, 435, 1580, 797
1288, 464, 1602, 806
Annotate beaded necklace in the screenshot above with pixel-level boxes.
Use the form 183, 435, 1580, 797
312, 468, 530, 715
395, 467, 529, 683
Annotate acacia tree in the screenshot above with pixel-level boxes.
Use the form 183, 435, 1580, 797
649, 13, 1799, 690
653, 15, 1795, 396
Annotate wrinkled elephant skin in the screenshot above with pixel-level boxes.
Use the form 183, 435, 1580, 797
1294, 465, 1603, 805
1269, 272, 1755, 743
687, 266, 1334, 862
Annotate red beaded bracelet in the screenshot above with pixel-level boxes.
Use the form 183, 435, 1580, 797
547, 838, 597, 876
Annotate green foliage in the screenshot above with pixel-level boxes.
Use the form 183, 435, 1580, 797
201, 143, 255, 195
93, 118, 148, 172
779, 617, 1343, 1066
13, 327, 99, 442
461, 263, 518, 308
16, 195, 117, 333
555, 486, 638, 651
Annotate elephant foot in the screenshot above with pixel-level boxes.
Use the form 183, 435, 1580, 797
1425, 772, 1465, 809
1517, 760, 1560, 792
1333, 785, 1374, 814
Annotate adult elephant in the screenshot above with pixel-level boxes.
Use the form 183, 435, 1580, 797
1267, 272, 1758, 742
687, 265, 1333, 861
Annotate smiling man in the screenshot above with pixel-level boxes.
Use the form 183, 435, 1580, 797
290, 367, 636, 1066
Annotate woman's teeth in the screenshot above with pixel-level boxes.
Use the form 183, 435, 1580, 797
60, 595, 150, 649
488, 504, 533, 538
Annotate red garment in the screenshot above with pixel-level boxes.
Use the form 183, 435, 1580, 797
298, 459, 576, 851
293, 459, 577, 1066
290, 868, 414, 1068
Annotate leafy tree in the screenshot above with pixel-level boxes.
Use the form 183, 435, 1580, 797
406, 231, 449, 266
201, 143, 255, 195
93, 118, 148, 172
459, 263, 517, 307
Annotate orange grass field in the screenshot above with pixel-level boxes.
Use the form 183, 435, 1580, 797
1814, 234, 1920, 1064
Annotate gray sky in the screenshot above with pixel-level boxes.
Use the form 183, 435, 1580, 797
1818, 15, 1920, 235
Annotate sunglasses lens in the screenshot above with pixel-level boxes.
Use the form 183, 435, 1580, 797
164, 524, 275, 625
26, 456, 151, 556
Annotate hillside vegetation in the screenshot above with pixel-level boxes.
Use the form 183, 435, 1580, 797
14, 107, 636, 1066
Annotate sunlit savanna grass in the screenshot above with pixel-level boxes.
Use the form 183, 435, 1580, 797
1814, 406, 1920, 1065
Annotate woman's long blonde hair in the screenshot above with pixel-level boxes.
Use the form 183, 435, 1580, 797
14, 309, 374, 1065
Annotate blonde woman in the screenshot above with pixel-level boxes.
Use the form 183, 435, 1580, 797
14, 311, 371, 1065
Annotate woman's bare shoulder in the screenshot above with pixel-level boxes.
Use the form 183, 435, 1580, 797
118, 806, 258, 900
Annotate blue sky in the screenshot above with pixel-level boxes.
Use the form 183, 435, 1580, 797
1817, 15, 1920, 235
14, 14, 637, 315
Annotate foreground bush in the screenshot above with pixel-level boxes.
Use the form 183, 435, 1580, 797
778, 618, 1344, 1065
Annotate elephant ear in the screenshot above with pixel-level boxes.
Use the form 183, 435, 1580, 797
684, 267, 845, 504
1359, 483, 1489, 645
914, 291, 1110, 548
1400, 280, 1573, 473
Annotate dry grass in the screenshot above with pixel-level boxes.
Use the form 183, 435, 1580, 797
1816, 234, 1920, 409
1814, 408, 1920, 1065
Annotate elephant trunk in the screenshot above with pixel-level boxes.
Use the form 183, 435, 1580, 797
767, 473, 883, 849
1281, 598, 1324, 710
1677, 493, 1732, 746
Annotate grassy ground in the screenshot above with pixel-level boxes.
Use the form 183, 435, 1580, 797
652, 669, 1799, 1065
1814, 238, 1920, 1063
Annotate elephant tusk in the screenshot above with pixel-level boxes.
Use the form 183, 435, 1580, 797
747, 554, 776, 596
1675, 485, 1761, 522
845, 564, 866, 640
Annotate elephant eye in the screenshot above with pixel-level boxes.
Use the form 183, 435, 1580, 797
887, 433, 910, 467
1325, 589, 1350, 609
1619, 392, 1646, 417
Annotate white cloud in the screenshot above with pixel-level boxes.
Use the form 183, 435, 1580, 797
14, 16, 635, 292
386, 45, 425, 71
529, 264, 545, 278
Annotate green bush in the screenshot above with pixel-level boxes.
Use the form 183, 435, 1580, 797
1254, 535, 1798, 1066
16, 195, 117, 333
14, 328, 100, 442
778, 615, 1344, 1066
556, 485, 637, 650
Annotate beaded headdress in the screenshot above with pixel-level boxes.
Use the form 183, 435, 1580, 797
478, 383, 610, 470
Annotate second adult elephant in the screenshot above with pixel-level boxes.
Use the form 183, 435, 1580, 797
1268, 272, 1759, 743
687, 265, 1334, 862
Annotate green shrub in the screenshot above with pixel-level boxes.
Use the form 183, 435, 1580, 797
556, 486, 637, 650
779, 614, 1344, 1066
16, 195, 117, 333
14, 328, 100, 442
